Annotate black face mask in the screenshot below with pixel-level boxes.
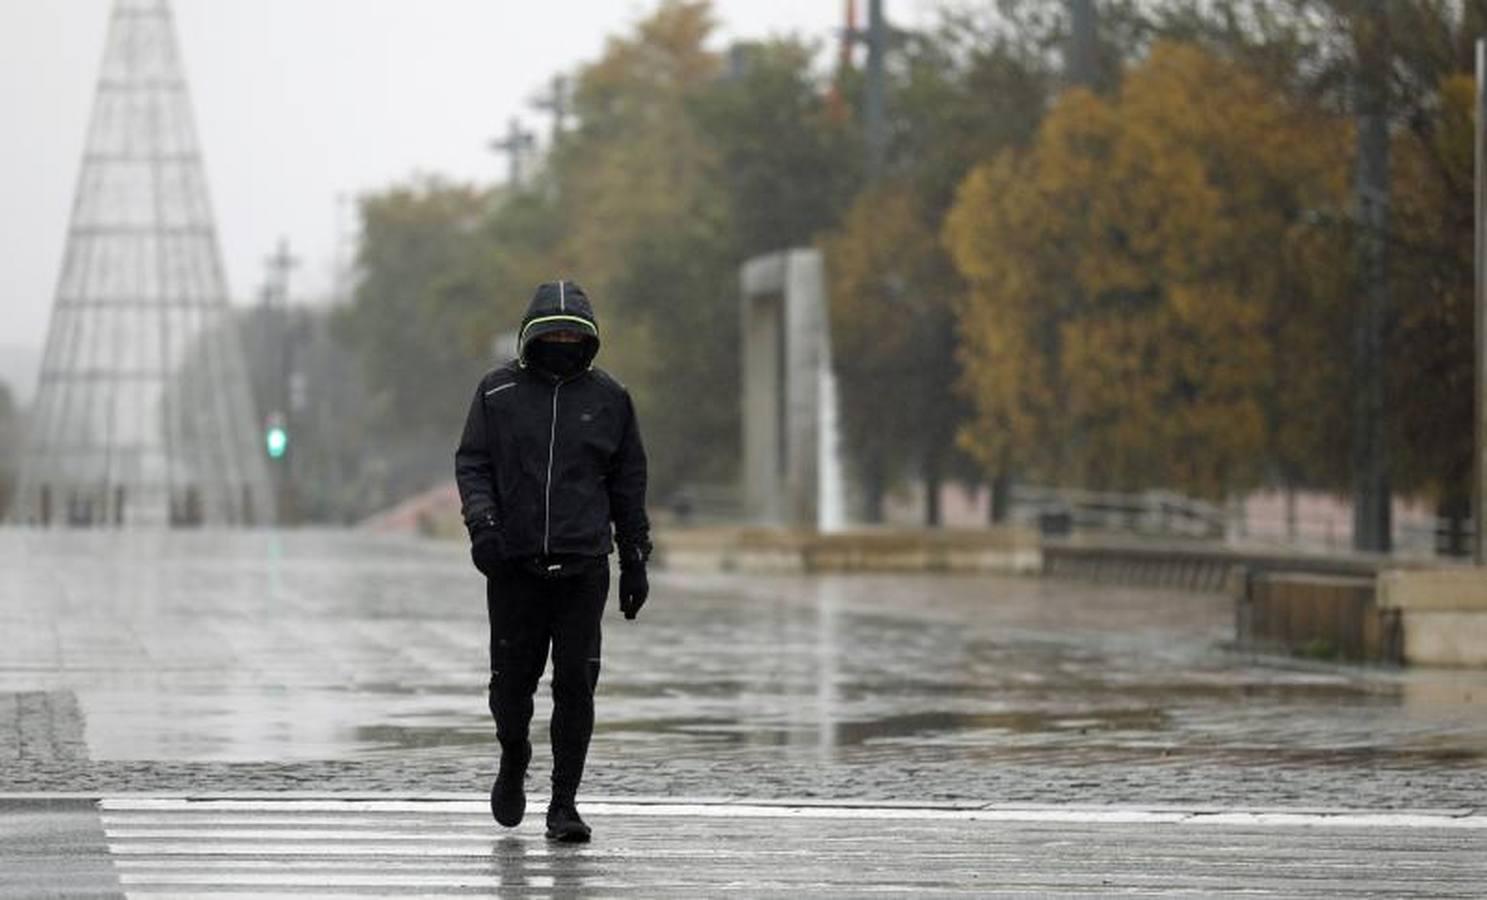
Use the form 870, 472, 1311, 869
526, 340, 589, 377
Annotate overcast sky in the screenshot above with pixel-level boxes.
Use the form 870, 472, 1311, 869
0, 0, 937, 370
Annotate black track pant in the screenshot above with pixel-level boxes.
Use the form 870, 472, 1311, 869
486, 559, 608, 800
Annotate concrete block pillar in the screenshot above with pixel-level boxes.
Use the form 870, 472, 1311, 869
740, 249, 828, 528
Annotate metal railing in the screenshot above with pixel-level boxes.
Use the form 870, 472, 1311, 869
663, 478, 1477, 560
1010, 485, 1226, 540
663, 483, 744, 524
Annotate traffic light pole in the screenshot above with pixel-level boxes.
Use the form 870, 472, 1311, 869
263, 239, 299, 526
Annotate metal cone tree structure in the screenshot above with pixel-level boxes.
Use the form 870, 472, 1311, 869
13, 0, 273, 527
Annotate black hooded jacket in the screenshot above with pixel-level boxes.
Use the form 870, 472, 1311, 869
454, 280, 651, 566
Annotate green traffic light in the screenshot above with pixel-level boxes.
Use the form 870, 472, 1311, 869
266, 426, 288, 459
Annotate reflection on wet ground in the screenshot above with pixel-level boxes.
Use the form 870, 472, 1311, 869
2, 529, 1485, 803
598, 571, 1487, 770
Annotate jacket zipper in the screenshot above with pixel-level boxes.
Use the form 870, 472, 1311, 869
542, 381, 561, 554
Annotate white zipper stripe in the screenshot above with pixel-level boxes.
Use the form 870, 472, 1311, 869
558, 279, 565, 312
483, 382, 515, 397
542, 382, 561, 554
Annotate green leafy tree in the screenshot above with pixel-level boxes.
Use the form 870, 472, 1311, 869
1390, 72, 1476, 537
335, 178, 492, 500
344, 2, 869, 508
0, 381, 18, 518
693, 38, 861, 260
537, 3, 861, 497
547, 1, 735, 497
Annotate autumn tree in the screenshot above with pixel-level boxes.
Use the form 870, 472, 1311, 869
946, 42, 1353, 498
825, 183, 963, 523
825, 17, 1053, 523
334, 0, 1483, 533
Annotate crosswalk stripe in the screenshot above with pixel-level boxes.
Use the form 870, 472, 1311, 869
98, 797, 1487, 897
99, 798, 1487, 828
101, 816, 494, 827
110, 844, 509, 857
123, 895, 482, 900
103, 799, 490, 814
118, 873, 537, 888
113, 860, 556, 870
108, 830, 506, 840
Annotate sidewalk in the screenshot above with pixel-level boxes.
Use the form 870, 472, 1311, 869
4, 795, 1485, 897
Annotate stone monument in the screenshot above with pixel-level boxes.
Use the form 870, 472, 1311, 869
739, 249, 845, 530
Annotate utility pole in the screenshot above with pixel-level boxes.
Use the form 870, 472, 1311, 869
841, 0, 891, 522
1351, 0, 1391, 553
863, 0, 887, 179
530, 74, 571, 145
1475, 38, 1486, 563
824, 0, 859, 122
264, 237, 298, 309
1067, 0, 1098, 89
1041, 0, 1098, 511
489, 117, 535, 189
330, 193, 354, 307
845, 0, 889, 179
839, 0, 858, 72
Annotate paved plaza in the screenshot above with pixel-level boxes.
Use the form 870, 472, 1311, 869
3, 529, 1486, 895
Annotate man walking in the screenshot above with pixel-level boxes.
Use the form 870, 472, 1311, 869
455, 279, 650, 843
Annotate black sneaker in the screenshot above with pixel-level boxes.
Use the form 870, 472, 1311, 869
490, 743, 530, 827
545, 801, 591, 843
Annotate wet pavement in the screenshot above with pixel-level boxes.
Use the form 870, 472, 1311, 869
38, 797, 1487, 897
3, 528, 1487, 808
0, 794, 1480, 897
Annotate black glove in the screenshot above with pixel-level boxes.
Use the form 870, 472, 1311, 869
468, 515, 505, 577
619, 563, 648, 620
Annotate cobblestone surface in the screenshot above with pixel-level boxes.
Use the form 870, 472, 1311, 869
8, 755, 1487, 810
2, 529, 1485, 808
1, 691, 88, 762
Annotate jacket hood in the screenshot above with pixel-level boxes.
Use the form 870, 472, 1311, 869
518, 279, 600, 370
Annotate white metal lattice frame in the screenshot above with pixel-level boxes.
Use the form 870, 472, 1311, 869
13, 0, 273, 527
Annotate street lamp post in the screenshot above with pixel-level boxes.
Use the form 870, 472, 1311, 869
1350, 0, 1391, 554
1475, 39, 1486, 563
